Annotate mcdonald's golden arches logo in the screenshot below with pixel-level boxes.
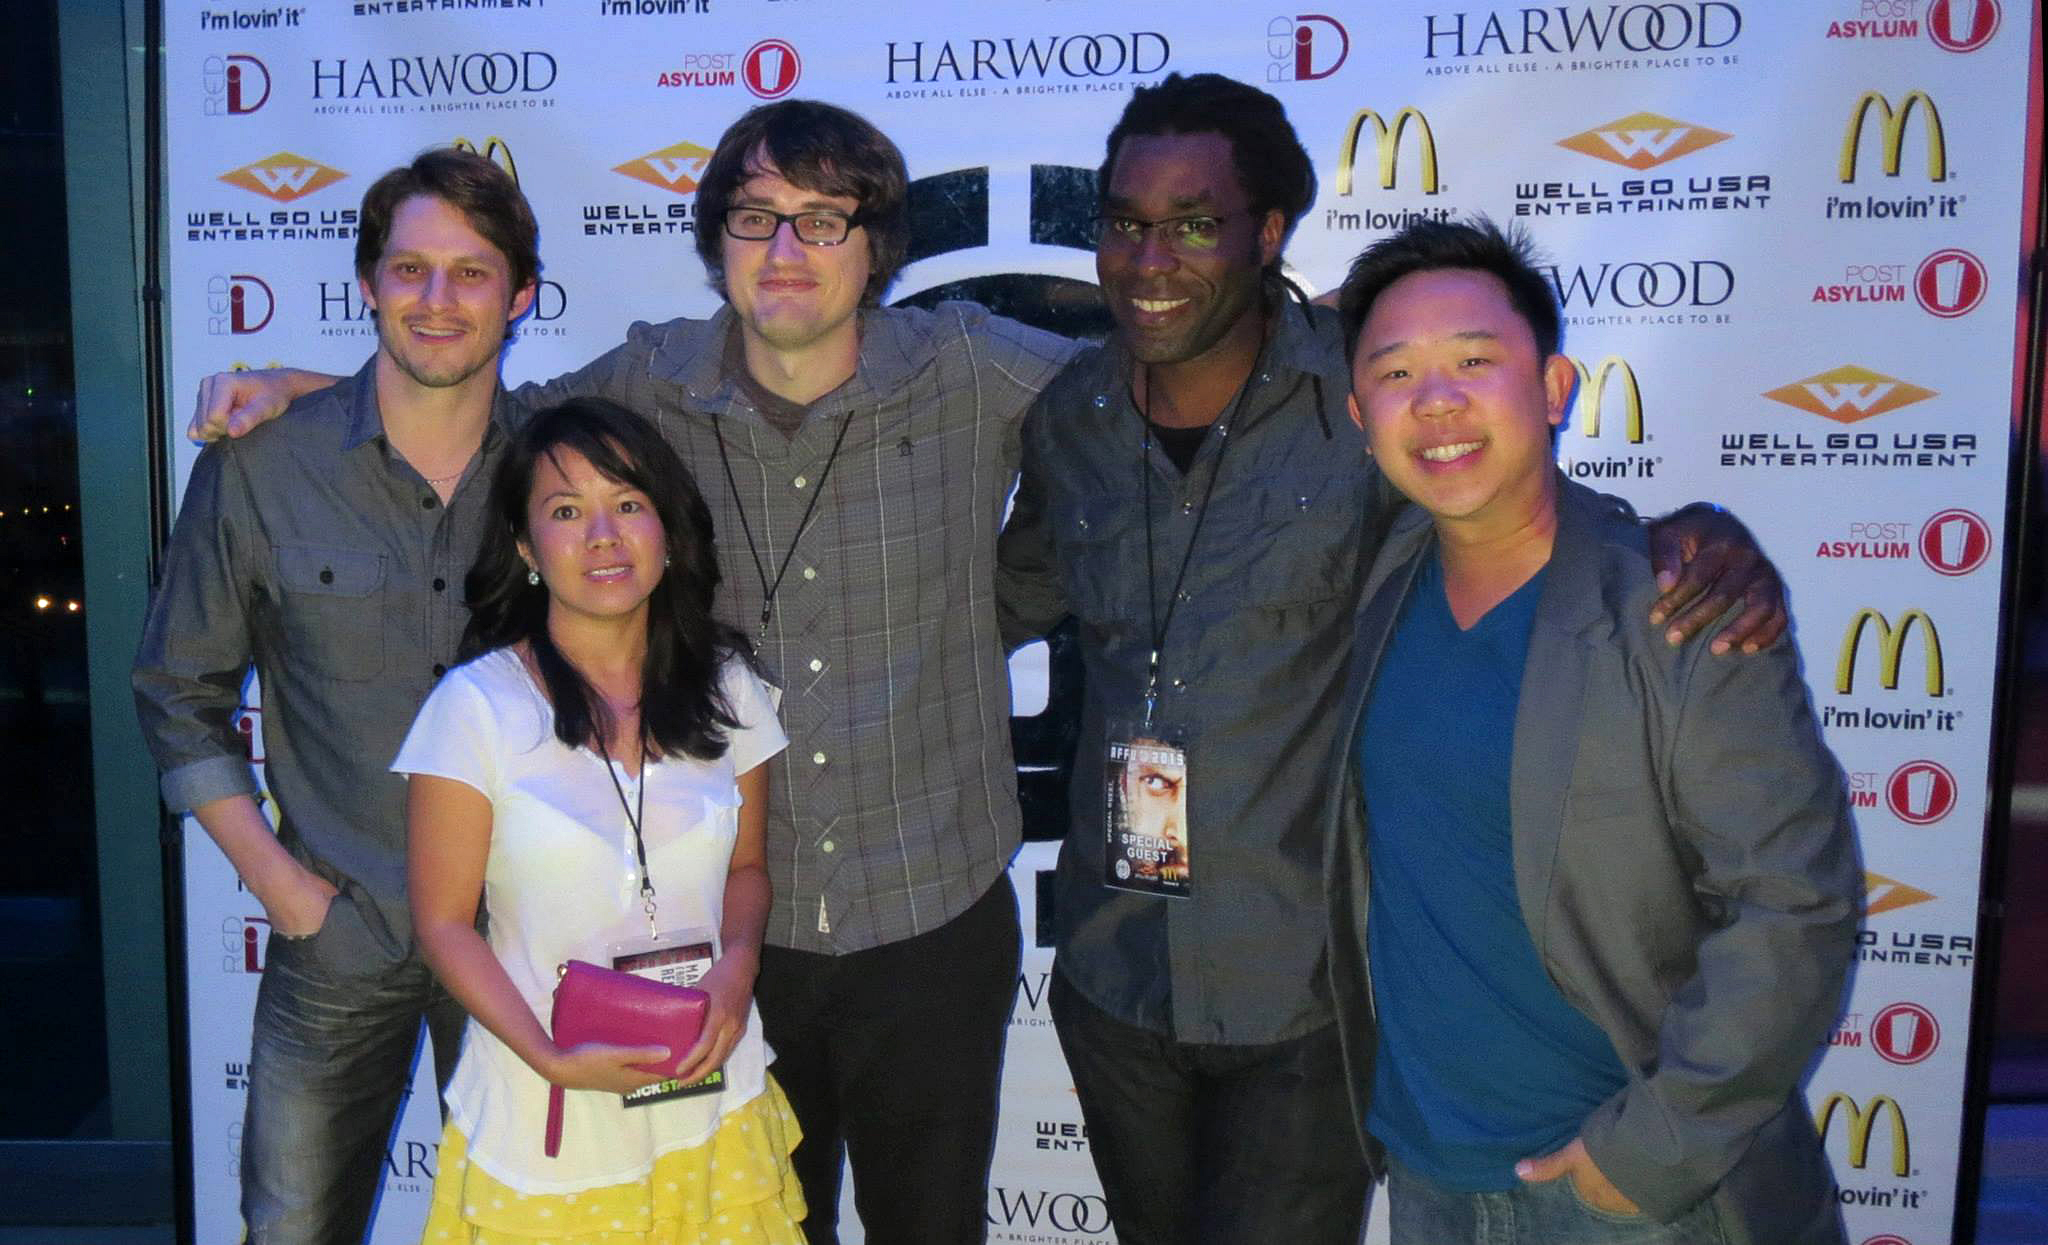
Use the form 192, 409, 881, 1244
1836, 608, 1944, 697
614, 140, 715, 195
1815, 1092, 1910, 1176
1557, 112, 1730, 170
1336, 107, 1439, 195
218, 152, 347, 203
1762, 366, 1937, 425
1841, 91, 1946, 183
1567, 356, 1644, 444
452, 136, 519, 186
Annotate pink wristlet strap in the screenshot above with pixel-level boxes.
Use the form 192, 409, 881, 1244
545, 1085, 565, 1158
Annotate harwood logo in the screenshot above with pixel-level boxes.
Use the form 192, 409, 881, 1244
218, 152, 347, 203
1762, 366, 1936, 423
615, 141, 715, 194
1864, 871, 1936, 916
1840, 90, 1946, 183
1557, 112, 1730, 169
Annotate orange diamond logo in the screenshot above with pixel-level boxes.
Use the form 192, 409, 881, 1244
614, 141, 715, 195
1864, 870, 1937, 917
1556, 112, 1731, 169
1763, 366, 1937, 423
218, 152, 347, 203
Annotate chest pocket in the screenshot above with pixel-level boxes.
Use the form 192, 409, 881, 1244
1054, 494, 1140, 627
1234, 469, 1363, 610
274, 544, 386, 681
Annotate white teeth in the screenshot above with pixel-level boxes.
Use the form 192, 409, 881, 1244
1133, 298, 1189, 313
1419, 441, 1483, 462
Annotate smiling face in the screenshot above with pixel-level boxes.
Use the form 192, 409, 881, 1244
1096, 131, 1282, 367
721, 149, 871, 359
517, 445, 668, 632
361, 193, 534, 396
1121, 740, 1188, 876
1348, 268, 1576, 544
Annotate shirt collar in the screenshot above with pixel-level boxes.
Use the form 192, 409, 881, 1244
657, 304, 936, 406
339, 356, 516, 456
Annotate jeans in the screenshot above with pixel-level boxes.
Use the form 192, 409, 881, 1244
754, 874, 1022, 1245
241, 909, 464, 1245
1048, 968, 1371, 1245
1386, 1153, 1729, 1245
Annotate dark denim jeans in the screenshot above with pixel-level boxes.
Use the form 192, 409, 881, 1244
240, 917, 464, 1245
1048, 968, 1372, 1245
754, 873, 1022, 1245
1386, 1152, 1729, 1245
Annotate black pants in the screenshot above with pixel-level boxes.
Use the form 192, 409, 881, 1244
1050, 967, 1372, 1245
755, 874, 1021, 1245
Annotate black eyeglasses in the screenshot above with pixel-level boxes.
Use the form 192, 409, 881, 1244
1091, 213, 1238, 254
721, 207, 867, 246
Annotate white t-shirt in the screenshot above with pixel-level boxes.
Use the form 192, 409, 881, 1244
393, 647, 788, 1194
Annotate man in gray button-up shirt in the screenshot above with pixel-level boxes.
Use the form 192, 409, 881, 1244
135, 150, 538, 1245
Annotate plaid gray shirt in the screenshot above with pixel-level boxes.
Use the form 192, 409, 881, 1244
518, 302, 1074, 953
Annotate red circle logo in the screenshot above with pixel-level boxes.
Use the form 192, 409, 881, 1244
1927, 0, 2000, 52
1914, 249, 1987, 318
1870, 1002, 1941, 1065
743, 40, 801, 99
1886, 761, 1957, 826
1862, 1234, 1914, 1245
1918, 509, 1992, 576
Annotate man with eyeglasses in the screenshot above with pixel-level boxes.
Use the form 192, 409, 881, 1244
995, 72, 1788, 1244
189, 100, 1072, 1245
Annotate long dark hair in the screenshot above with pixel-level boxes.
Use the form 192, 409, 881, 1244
460, 397, 751, 761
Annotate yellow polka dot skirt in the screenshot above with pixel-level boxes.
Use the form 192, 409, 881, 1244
418, 1079, 806, 1244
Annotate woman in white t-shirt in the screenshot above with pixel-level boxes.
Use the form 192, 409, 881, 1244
397, 397, 803, 1244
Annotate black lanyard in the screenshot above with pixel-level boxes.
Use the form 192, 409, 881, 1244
712, 406, 858, 650
593, 733, 655, 937
1136, 347, 1264, 729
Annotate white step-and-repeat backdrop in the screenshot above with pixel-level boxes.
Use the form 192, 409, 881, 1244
162, 3, 2035, 1242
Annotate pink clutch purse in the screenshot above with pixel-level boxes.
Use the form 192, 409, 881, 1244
545, 959, 709, 1157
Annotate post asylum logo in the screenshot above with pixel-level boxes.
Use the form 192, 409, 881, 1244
1886, 760, 1957, 825
1928, 0, 2001, 51
1421, 4, 1742, 58
218, 152, 347, 203
986, 1187, 1113, 1235
1914, 248, 1986, 317
1558, 112, 1730, 169
1869, 1002, 1941, 1064
1816, 1092, 1911, 1176
1267, 14, 1349, 82
614, 141, 714, 195
207, 274, 275, 334
1835, 607, 1944, 696
1761, 366, 1936, 424
452, 136, 519, 186
1840, 91, 1946, 182
1865, 871, 1936, 915
202, 54, 271, 115
744, 39, 801, 99
311, 51, 559, 100
885, 32, 1171, 85
1920, 508, 1991, 575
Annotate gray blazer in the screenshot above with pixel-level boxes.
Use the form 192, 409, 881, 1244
1322, 477, 1858, 1245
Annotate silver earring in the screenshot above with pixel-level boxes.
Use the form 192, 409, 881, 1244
663, 553, 672, 568
526, 568, 541, 586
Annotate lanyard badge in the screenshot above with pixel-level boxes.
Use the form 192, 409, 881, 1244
1105, 725, 1192, 898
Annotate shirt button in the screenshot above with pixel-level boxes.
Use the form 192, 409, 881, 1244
802, 566, 817, 581
432, 577, 447, 592
811, 751, 827, 766
318, 568, 334, 585
808, 658, 823, 672
433, 663, 446, 677
1181, 500, 1194, 515
420, 496, 437, 510
1172, 677, 1186, 690
820, 840, 836, 853
793, 475, 808, 489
